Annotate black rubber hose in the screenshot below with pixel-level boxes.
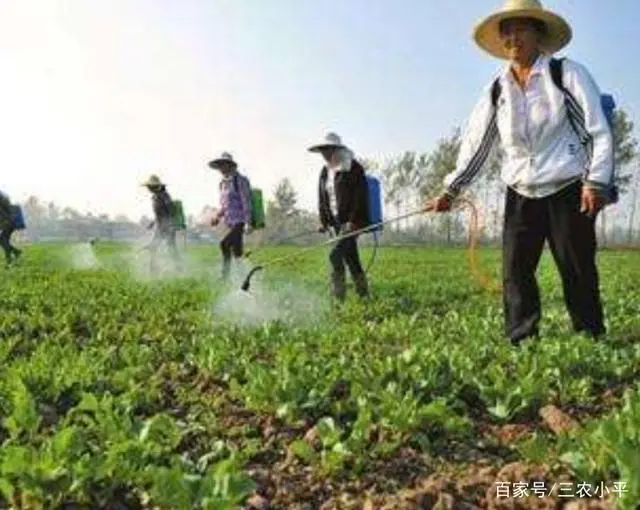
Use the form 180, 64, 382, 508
241, 265, 264, 292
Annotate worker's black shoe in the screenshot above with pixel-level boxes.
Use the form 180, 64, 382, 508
353, 273, 370, 299
574, 325, 606, 341
331, 272, 346, 302
510, 330, 539, 347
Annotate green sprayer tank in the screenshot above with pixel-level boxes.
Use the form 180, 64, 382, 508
250, 189, 265, 229
171, 200, 186, 230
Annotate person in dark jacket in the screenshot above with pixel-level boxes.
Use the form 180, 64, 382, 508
309, 132, 370, 301
142, 174, 180, 273
207, 152, 253, 280
0, 191, 22, 266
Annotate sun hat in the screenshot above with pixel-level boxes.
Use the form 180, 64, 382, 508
473, 0, 572, 60
208, 152, 238, 170
307, 132, 348, 153
141, 174, 165, 187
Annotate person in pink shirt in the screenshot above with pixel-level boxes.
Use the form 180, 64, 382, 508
208, 152, 253, 280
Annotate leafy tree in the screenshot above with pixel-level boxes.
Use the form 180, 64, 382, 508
626, 161, 640, 245
612, 109, 638, 186
420, 129, 461, 200
382, 151, 428, 230
421, 130, 462, 243
600, 108, 639, 245
273, 178, 298, 217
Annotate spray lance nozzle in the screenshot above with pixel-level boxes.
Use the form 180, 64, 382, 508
241, 265, 264, 292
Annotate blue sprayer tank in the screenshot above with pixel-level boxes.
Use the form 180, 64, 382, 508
366, 175, 383, 232
600, 94, 618, 204
601, 94, 615, 128
11, 205, 25, 230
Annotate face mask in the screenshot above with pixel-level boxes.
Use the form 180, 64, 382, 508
328, 148, 353, 171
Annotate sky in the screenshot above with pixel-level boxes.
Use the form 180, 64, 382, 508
1, 0, 638, 221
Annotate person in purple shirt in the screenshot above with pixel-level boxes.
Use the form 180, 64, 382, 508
208, 152, 253, 280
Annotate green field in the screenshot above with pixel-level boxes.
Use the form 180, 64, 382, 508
0, 243, 639, 509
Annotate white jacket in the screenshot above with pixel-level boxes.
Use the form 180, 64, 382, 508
444, 55, 614, 199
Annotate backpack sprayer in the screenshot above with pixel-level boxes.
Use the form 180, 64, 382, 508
240, 174, 383, 290
137, 195, 188, 252
11, 206, 26, 231
171, 200, 187, 248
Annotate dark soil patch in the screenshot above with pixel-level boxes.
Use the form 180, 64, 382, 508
147, 363, 628, 509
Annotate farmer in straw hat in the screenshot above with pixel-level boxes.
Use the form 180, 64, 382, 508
429, 0, 614, 345
142, 174, 181, 273
208, 152, 253, 280
309, 132, 370, 301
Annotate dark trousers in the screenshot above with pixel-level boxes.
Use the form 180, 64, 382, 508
329, 226, 368, 299
330, 231, 364, 278
0, 225, 20, 264
503, 182, 605, 342
148, 228, 180, 272
220, 223, 244, 279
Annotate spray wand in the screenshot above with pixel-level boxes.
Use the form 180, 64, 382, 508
243, 228, 329, 258
241, 205, 439, 292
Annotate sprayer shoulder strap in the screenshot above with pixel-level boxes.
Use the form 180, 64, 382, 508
549, 57, 565, 91
230, 173, 251, 194
548, 58, 595, 164
490, 78, 502, 110
162, 190, 173, 209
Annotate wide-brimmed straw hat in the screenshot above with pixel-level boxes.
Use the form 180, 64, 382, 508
208, 152, 238, 170
141, 174, 165, 187
473, 0, 572, 60
307, 132, 348, 153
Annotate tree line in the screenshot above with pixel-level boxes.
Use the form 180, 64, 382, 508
13, 109, 639, 247
371, 107, 640, 246
264, 107, 639, 247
